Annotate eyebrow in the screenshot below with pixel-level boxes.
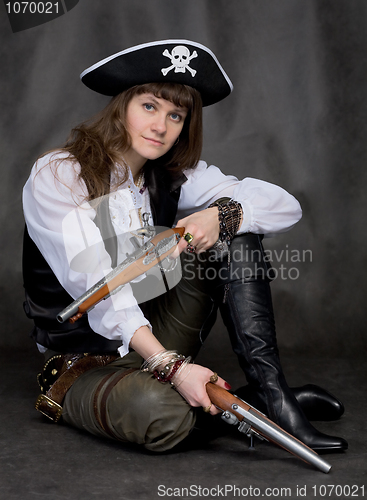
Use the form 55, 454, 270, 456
140, 94, 187, 114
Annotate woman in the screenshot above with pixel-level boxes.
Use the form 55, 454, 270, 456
23, 40, 346, 452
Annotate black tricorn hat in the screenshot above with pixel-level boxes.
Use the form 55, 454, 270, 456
80, 39, 233, 107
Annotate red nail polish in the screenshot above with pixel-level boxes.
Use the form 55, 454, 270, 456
225, 382, 232, 390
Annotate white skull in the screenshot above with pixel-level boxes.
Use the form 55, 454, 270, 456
171, 46, 191, 72
161, 46, 198, 77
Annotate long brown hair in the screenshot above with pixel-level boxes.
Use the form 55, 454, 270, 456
62, 82, 203, 201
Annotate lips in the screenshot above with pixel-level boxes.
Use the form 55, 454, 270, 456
143, 137, 164, 146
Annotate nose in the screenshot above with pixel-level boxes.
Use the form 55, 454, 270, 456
151, 113, 167, 135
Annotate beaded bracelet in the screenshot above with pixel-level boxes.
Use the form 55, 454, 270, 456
141, 350, 187, 384
154, 359, 184, 382
208, 199, 243, 245
209, 199, 243, 302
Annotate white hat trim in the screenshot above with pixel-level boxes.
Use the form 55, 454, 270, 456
80, 39, 233, 93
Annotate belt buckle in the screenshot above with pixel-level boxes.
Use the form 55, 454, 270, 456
35, 394, 63, 423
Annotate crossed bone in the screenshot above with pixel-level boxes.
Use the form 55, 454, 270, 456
161, 49, 198, 77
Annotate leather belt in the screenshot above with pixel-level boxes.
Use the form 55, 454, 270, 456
93, 368, 138, 438
35, 353, 118, 422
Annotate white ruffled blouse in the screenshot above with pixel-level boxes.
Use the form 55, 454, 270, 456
23, 152, 302, 357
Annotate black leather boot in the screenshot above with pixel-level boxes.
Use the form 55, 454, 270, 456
292, 384, 345, 421
214, 233, 348, 452
234, 383, 345, 421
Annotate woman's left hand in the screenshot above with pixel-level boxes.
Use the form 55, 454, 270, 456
176, 207, 219, 254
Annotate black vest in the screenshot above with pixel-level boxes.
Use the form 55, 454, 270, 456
23, 168, 186, 353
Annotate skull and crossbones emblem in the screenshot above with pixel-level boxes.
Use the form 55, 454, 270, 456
161, 45, 198, 77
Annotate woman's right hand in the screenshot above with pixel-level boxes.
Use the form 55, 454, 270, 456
173, 363, 231, 415
130, 326, 231, 415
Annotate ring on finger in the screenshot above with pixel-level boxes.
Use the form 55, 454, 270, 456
210, 372, 219, 384
186, 244, 196, 254
184, 232, 194, 244
202, 404, 212, 413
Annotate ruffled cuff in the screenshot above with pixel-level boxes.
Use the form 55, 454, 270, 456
236, 200, 253, 234
116, 315, 152, 358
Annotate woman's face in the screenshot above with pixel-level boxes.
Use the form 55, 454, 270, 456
124, 93, 188, 171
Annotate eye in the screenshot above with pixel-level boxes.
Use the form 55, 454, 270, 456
170, 113, 182, 122
144, 103, 155, 112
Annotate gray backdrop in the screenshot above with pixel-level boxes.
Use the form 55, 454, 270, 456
1, 0, 366, 359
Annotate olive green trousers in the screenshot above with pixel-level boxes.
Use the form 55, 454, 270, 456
62, 252, 219, 452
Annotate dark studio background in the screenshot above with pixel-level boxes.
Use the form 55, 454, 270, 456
1, 0, 366, 358
1, 1, 367, 498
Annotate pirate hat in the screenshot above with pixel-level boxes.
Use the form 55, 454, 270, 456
80, 39, 233, 106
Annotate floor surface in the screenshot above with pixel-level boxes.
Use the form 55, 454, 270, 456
1, 324, 366, 500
